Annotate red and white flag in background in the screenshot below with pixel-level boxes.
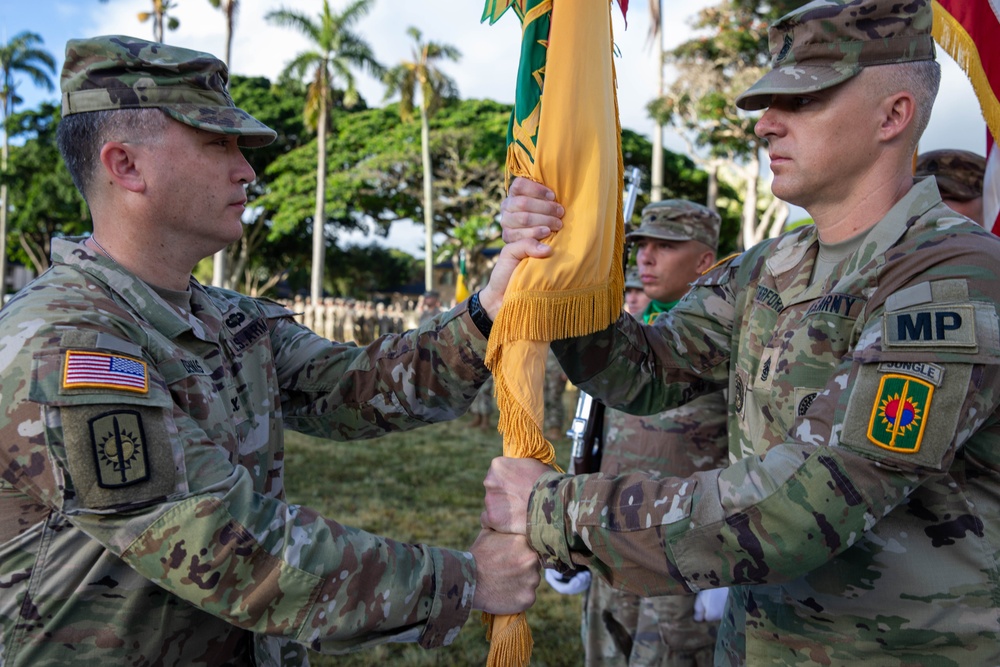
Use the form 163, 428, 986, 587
931, 0, 1000, 233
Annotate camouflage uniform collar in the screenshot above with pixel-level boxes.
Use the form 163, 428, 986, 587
763, 178, 944, 285
830, 177, 944, 291
52, 237, 219, 341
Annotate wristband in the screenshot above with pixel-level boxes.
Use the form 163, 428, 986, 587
468, 291, 493, 339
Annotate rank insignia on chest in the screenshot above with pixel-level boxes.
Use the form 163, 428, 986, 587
88, 410, 151, 488
63, 350, 149, 393
866, 374, 933, 453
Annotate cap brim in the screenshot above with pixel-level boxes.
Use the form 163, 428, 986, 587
735, 64, 860, 111
163, 105, 277, 147
626, 230, 693, 243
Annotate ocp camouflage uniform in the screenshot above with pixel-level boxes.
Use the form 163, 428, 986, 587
0, 239, 490, 665
584, 387, 728, 667
584, 204, 729, 667
544, 177, 1000, 665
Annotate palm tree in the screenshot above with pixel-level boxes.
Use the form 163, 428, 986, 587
0, 31, 55, 298
383, 27, 461, 292
648, 0, 665, 203
207, 0, 239, 69
207, 0, 240, 289
267, 0, 383, 303
138, 0, 181, 43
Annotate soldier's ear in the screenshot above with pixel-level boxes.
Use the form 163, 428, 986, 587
695, 250, 716, 275
877, 90, 916, 145
99, 141, 146, 194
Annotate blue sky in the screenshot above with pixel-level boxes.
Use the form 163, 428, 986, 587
2, 0, 988, 246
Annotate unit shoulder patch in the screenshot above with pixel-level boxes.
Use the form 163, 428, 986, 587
62, 404, 176, 509
866, 374, 933, 454
89, 410, 151, 488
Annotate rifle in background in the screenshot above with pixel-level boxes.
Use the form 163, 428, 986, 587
567, 166, 642, 475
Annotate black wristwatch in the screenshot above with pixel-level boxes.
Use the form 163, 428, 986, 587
468, 291, 493, 339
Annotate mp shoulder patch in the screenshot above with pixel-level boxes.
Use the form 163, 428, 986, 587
63, 350, 149, 393
866, 374, 933, 453
89, 410, 151, 488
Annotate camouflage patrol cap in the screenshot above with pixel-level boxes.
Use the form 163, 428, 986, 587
736, 0, 936, 111
626, 200, 720, 251
914, 149, 986, 201
624, 267, 642, 289
61, 35, 276, 147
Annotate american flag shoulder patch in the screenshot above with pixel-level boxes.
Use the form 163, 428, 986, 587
63, 350, 149, 393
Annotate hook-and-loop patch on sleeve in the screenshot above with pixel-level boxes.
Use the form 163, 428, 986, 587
841, 279, 1000, 470
31, 331, 177, 510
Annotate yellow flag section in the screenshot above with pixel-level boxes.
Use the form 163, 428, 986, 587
480, 1, 626, 665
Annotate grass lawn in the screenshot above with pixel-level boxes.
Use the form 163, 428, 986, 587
283, 394, 586, 666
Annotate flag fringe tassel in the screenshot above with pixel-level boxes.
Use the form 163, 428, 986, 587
481, 5, 625, 666
932, 0, 1000, 142
482, 611, 534, 667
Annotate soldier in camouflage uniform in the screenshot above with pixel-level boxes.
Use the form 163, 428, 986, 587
0, 35, 558, 666
581, 202, 730, 667
484, 0, 1000, 664
623, 266, 652, 316
914, 148, 987, 225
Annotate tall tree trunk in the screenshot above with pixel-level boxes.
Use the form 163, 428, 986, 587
311, 93, 328, 303
211, 17, 235, 289
0, 129, 8, 298
740, 149, 762, 251
420, 103, 434, 292
224, 12, 234, 70
650, 25, 665, 203
706, 162, 719, 212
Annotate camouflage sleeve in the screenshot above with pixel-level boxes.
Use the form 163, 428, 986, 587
530, 270, 1000, 598
36, 383, 476, 651
551, 258, 738, 416
268, 300, 491, 438
2, 303, 478, 652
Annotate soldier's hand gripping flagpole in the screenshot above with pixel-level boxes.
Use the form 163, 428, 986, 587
479, 2, 629, 665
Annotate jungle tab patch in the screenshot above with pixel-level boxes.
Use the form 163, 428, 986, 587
63, 350, 148, 393
867, 374, 934, 454
88, 410, 150, 488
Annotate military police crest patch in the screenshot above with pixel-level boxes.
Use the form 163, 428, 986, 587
89, 410, 150, 488
867, 374, 933, 453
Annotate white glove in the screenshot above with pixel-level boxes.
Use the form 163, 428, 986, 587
544, 567, 592, 595
693, 587, 728, 622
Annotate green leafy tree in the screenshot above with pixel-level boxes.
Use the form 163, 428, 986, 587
382, 27, 461, 291
0, 30, 56, 296
138, 0, 181, 43
621, 127, 742, 256
256, 98, 510, 296
649, 0, 798, 250
266, 0, 384, 302
328, 244, 419, 299
5, 104, 89, 275
215, 74, 308, 295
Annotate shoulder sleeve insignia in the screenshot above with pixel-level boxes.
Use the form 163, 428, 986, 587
867, 374, 934, 453
63, 350, 149, 393
90, 410, 151, 488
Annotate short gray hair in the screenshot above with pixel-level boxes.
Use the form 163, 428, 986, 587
864, 59, 941, 150
57, 108, 168, 201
